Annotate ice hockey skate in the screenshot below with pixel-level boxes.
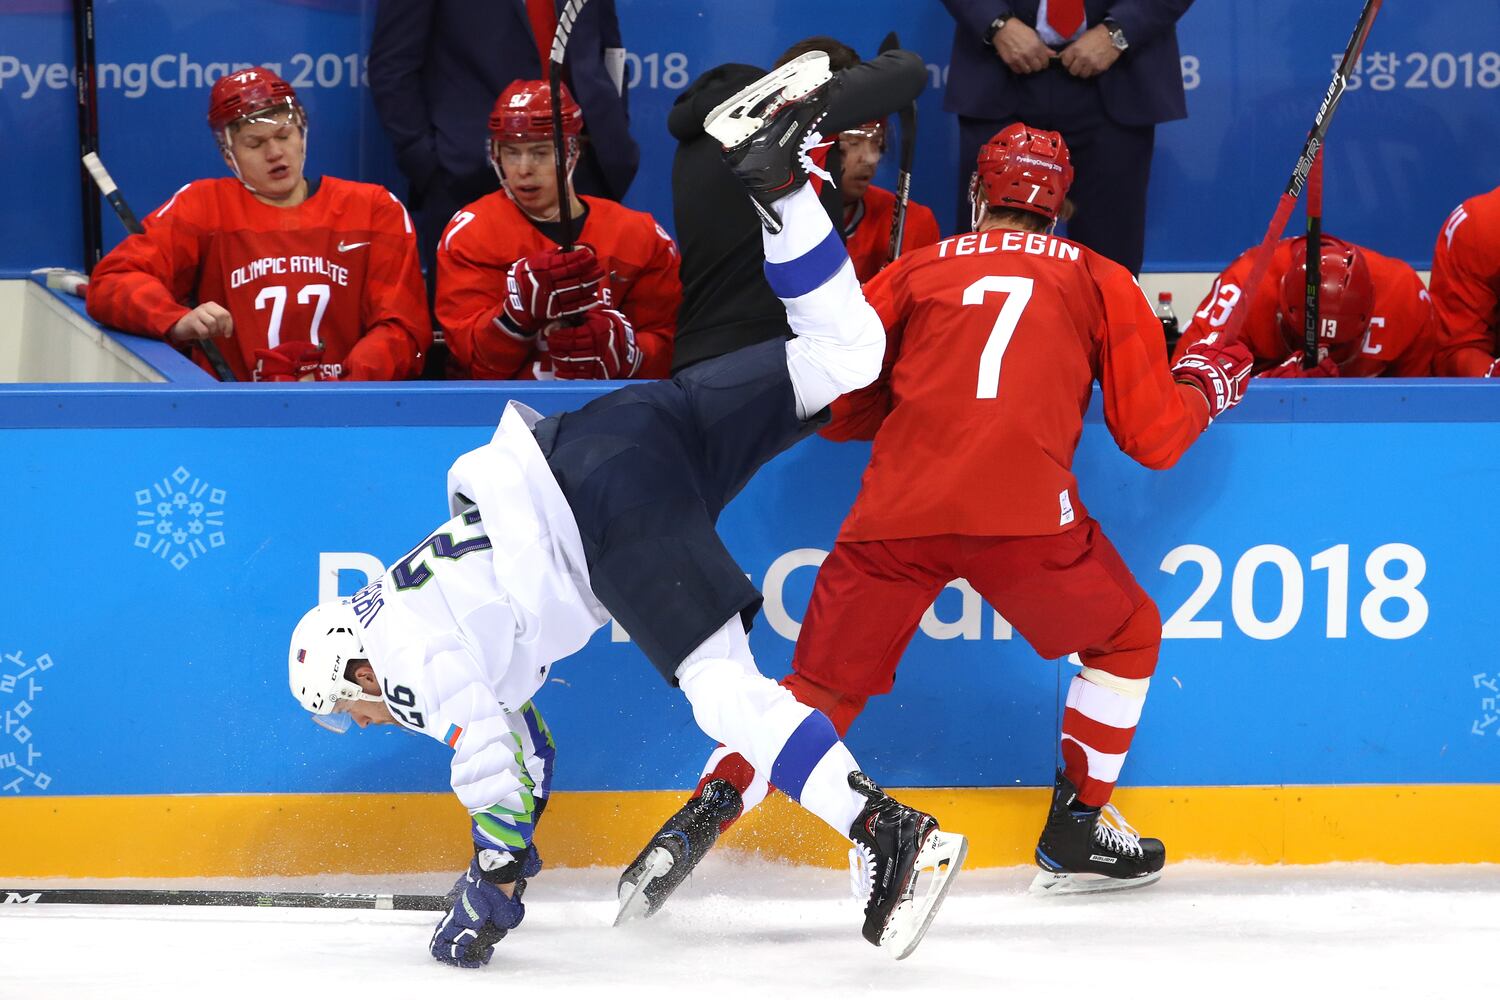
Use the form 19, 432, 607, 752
1031, 771, 1165, 896
704, 50, 835, 233
614, 778, 743, 925
846, 771, 967, 960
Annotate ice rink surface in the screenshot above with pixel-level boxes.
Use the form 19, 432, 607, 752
3, 859, 1497, 999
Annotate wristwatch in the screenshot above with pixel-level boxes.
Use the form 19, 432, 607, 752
1103, 18, 1129, 51
984, 15, 1010, 47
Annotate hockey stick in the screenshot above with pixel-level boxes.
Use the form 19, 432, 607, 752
0, 887, 446, 910
1302, 148, 1324, 369
72, 0, 103, 270
82, 151, 237, 381
879, 31, 916, 264
547, 0, 591, 253
1221, 0, 1382, 349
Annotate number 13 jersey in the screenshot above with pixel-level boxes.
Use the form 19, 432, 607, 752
829, 228, 1210, 541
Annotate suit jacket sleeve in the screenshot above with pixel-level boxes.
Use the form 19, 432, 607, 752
368, 0, 441, 189
1104, 0, 1195, 50
939, 0, 1015, 41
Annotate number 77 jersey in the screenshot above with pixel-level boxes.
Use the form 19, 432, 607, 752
828, 228, 1211, 542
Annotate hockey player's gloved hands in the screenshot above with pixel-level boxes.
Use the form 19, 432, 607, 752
549, 308, 642, 380
252, 341, 331, 382
1171, 334, 1253, 423
429, 858, 526, 969
499, 247, 605, 338
1259, 351, 1340, 379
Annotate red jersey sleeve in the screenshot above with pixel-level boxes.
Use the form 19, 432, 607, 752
1093, 259, 1209, 470
1431, 191, 1500, 376
823, 258, 905, 441
611, 220, 681, 380
902, 202, 942, 256
435, 207, 536, 380
85, 182, 204, 338
342, 191, 431, 381
1174, 242, 1294, 373
1370, 262, 1437, 377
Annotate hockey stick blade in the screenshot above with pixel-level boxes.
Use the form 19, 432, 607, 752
0, 887, 447, 910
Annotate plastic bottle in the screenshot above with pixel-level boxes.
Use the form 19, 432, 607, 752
1156, 291, 1180, 358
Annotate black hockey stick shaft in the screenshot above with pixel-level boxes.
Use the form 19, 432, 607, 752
82, 151, 237, 382
548, 0, 590, 253
878, 32, 916, 265
0, 887, 447, 910
1221, 0, 1381, 349
72, 0, 102, 270
1303, 148, 1324, 369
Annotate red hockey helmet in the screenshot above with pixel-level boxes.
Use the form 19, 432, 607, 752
969, 123, 1073, 229
840, 119, 887, 150
1277, 235, 1375, 361
489, 79, 584, 143
207, 67, 303, 133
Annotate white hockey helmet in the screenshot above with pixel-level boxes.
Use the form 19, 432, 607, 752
288, 601, 381, 734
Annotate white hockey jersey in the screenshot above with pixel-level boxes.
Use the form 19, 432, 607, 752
352, 401, 609, 819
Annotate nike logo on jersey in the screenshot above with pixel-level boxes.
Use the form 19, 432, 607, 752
337, 241, 370, 253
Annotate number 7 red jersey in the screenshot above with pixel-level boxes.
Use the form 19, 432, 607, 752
86, 176, 432, 381
828, 228, 1210, 541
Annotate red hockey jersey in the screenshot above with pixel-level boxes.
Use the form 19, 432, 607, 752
829, 227, 1209, 541
1431, 186, 1500, 376
1173, 238, 1435, 377
86, 176, 431, 381
843, 184, 942, 284
436, 193, 680, 380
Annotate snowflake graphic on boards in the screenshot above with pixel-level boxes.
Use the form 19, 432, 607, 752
0, 649, 54, 793
1472, 672, 1500, 737
134, 466, 227, 570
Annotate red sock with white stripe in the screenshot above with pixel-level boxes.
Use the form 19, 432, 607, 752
1059, 672, 1146, 808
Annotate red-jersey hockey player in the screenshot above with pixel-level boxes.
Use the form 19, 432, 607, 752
86, 67, 431, 382
1431, 185, 1500, 376
618, 124, 1253, 916
1172, 235, 1435, 378
835, 120, 941, 283
436, 80, 680, 381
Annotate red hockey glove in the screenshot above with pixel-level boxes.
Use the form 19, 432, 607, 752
498, 247, 605, 338
548, 309, 642, 380
1259, 352, 1340, 379
1171, 334, 1253, 423
253, 341, 332, 382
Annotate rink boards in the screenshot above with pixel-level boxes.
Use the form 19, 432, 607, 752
3, 321, 1500, 874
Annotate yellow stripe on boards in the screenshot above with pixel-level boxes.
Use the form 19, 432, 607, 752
2, 785, 1494, 878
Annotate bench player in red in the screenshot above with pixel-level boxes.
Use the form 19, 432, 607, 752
435, 80, 680, 381
1431, 185, 1500, 376
617, 123, 1253, 917
87, 67, 431, 382
835, 120, 941, 283
1172, 235, 1435, 378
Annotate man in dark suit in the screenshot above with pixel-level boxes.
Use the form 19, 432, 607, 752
940, 1, 1193, 274
369, 0, 640, 294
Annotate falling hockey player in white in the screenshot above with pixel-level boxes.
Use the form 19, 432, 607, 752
287, 51, 965, 968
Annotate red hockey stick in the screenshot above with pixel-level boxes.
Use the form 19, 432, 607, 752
1222, 0, 1382, 350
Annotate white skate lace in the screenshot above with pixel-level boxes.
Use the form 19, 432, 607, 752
1093, 804, 1145, 859
798, 127, 835, 186
847, 841, 875, 902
